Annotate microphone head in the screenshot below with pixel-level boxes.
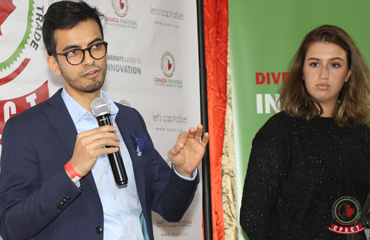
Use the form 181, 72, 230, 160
91, 97, 111, 117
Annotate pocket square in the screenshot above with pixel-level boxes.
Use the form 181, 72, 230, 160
131, 133, 151, 156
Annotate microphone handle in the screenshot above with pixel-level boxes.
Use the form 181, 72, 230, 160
96, 114, 128, 185
107, 151, 128, 186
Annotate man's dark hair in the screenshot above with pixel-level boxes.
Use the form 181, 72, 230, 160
42, 1, 104, 56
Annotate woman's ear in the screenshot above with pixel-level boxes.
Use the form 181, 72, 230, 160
46, 55, 61, 76
345, 69, 352, 82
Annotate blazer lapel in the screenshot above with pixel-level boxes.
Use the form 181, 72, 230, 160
44, 90, 77, 157
115, 106, 147, 203
43, 89, 99, 195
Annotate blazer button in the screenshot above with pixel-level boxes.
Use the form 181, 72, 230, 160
96, 226, 103, 234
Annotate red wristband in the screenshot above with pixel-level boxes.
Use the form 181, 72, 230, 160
64, 161, 82, 183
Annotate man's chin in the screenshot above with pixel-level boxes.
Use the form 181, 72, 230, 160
83, 80, 104, 93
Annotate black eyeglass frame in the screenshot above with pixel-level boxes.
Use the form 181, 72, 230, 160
52, 41, 108, 66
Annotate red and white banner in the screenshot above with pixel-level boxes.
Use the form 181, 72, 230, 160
0, 81, 49, 144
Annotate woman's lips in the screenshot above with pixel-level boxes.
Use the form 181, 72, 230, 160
316, 83, 329, 90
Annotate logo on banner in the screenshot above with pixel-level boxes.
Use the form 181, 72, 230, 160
1, 0, 46, 78
112, 0, 128, 17
105, 0, 137, 29
0, 0, 16, 36
154, 52, 182, 88
161, 52, 175, 78
119, 99, 131, 107
328, 196, 365, 235
0, 0, 34, 73
0, 0, 50, 145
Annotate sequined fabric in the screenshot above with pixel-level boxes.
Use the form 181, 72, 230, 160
240, 111, 370, 240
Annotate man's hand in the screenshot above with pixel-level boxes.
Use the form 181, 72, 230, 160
68, 125, 120, 178
167, 124, 209, 177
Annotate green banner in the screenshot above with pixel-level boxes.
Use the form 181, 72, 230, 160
229, 1, 370, 239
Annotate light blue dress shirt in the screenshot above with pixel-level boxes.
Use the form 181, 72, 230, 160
62, 89, 146, 240
61, 88, 196, 239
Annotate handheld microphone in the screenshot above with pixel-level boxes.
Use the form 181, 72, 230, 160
91, 97, 128, 186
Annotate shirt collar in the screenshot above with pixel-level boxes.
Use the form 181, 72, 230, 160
61, 88, 119, 124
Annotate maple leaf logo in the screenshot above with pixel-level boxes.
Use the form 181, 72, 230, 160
167, 59, 172, 71
0, 0, 16, 36
120, 0, 125, 10
346, 204, 355, 218
161, 52, 175, 78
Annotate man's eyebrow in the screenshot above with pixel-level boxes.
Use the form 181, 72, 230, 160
61, 44, 80, 52
88, 37, 104, 46
61, 38, 104, 52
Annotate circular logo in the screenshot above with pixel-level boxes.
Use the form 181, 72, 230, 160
119, 99, 131, 107
331, 196, 361, 226
161, 52, 175, 78
112, 0, 128, 18
0, 0, 34, 72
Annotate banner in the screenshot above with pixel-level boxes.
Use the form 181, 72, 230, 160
0, 0, 202, 239
229, 1, 370, 239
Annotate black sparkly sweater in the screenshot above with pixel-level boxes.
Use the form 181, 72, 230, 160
240, 111, 370, 240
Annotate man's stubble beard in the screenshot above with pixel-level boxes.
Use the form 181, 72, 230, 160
61, 65, 107, 93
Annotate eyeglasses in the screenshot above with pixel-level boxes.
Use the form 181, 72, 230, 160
53, 41, 108, 66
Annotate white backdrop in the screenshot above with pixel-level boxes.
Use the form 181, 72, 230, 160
0, 0, 203, 239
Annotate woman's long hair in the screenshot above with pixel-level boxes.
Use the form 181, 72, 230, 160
279, 24, 370, 127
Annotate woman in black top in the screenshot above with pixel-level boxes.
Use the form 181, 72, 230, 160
240, 25, 370, 239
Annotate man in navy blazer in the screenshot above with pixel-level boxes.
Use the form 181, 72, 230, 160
0, 1, 209, 240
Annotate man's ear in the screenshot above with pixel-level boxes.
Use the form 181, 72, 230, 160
47, 55, 61, 76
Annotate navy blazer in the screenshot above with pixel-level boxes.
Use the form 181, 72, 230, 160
0, 89, 199, 240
